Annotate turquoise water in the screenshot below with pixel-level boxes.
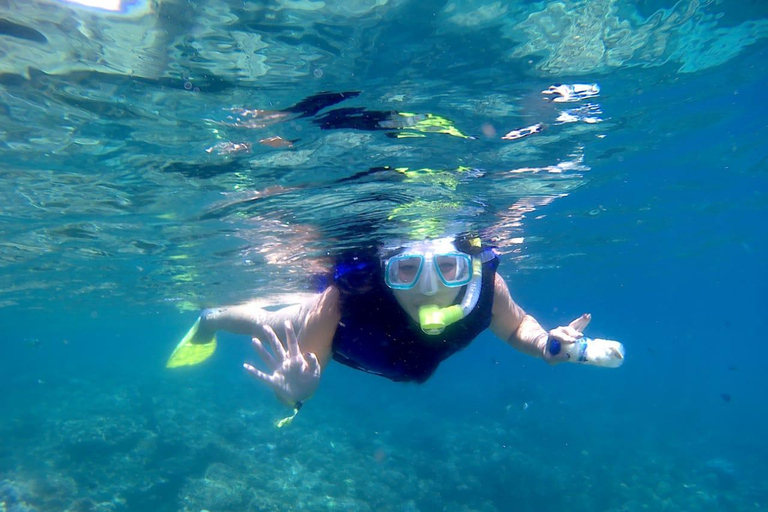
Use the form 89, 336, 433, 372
1, 1, 767, 511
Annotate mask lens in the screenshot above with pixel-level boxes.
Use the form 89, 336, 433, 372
435, 253, 472, 286
385, 255, 424, 289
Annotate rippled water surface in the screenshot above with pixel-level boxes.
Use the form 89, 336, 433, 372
1, 0, 763, 310
1, 1, 766, 511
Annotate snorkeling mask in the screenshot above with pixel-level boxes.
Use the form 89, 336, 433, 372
385, 252, 472, 293
383, 238, 484, 335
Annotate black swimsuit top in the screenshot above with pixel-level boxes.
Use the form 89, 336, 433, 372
330, 251, 499, 383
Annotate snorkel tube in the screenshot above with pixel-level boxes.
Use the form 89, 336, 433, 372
418, 257, 483, 335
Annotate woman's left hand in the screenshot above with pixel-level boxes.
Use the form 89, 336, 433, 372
543, 313, 591, 363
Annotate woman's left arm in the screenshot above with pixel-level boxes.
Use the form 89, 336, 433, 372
489, 274, 589, 363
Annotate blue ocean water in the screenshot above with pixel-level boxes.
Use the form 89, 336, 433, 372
0, 1, 766, 511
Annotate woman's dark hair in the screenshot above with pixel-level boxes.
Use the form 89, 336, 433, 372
332, 244, 384, 299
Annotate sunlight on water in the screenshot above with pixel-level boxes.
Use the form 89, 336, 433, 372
0, 0, 765, 312
56, 0, 152, 15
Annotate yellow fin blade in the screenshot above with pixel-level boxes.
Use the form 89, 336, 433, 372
166, 318, 217, 368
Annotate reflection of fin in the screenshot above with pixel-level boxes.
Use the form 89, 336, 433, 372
386, 131, 425, 138
312, 107, 394, 131
401, 113, 471, 139
284, 91, 360, 118
336, 166, 394, 184
166, 318, 217, 368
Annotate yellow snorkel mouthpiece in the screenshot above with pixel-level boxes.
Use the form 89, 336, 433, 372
419, 304, 464, 335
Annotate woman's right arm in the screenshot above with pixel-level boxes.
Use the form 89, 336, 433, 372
197, 296, 318, 343
295, 286, 340, 369
199, 285, 340, 366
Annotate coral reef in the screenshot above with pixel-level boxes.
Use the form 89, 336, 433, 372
0, 375, 762, 512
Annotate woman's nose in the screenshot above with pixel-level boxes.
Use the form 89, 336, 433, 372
418, 264, 439, 295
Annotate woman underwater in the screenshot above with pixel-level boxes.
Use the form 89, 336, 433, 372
166, 235, 615, 422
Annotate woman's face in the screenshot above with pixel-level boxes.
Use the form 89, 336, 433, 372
383, 239, 469, 322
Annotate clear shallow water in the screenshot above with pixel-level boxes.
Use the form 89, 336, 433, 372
1, 1, 766, 511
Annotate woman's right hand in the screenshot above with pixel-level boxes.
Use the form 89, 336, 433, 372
243, 321, 321, 406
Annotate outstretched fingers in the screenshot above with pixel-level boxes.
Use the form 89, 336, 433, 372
243, 362, 276, 390
285, 321, 301, 359
304, 351, 321, 375
569, 313, 591, 335
263, 324, 288, 361
252, 337, 277, 371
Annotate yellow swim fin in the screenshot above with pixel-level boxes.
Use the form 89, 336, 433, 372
166, 318, 217, 368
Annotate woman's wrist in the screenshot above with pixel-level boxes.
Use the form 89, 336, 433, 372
535, 331, 550, 357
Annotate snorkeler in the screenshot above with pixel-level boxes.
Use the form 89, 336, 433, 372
219, 91, 471, 138
202, 86, 598, 159
167, 235, 618, 420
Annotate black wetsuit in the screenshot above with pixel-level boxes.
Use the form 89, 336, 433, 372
330, 249, 499, 383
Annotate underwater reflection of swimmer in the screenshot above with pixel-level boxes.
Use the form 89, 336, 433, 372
202, 84, 601, 159
217, 91, 470, 140
312, 108, 472, 139
223, 91, 361, 129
